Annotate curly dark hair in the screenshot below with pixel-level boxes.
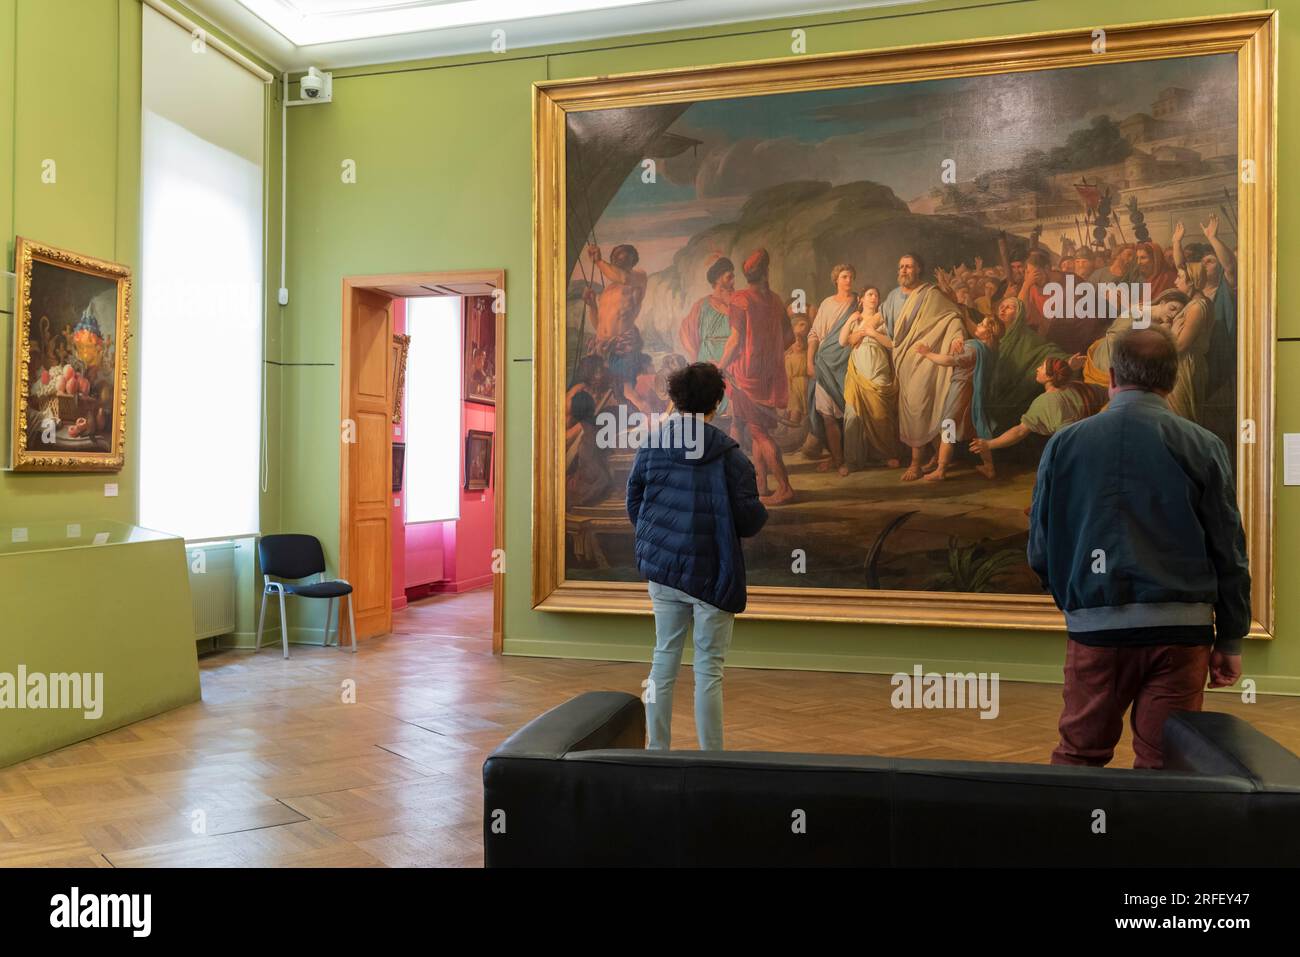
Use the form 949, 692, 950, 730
667, 362, 726, 415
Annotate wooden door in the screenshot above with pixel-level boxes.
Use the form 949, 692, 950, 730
342, 287, 393, 641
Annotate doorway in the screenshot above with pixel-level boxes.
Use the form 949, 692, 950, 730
339, 270, 506, 652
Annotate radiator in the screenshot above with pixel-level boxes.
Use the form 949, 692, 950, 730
187, 541, 237, 640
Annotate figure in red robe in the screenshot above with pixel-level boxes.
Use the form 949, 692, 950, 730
723, 248, 797, 505
1135, 241, 1177, 299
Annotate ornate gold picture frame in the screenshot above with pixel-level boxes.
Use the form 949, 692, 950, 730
532, 13, 1276, 638
391, 333, 410, 424
10, 237, 132, 473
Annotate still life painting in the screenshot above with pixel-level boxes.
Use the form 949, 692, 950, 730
11, 237, 131, 472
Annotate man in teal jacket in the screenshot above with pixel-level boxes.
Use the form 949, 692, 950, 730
1029, 327, 1249, 769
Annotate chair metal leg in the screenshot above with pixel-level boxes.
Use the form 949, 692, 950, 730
277, 588, 290, 660
347, 594, 358, 654
254, 590, 267, 655
324, 598, 335, 648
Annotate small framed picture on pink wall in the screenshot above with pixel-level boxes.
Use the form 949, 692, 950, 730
392, 441, 406, 492
464, 430, 492, 490
463, 295, 496, 406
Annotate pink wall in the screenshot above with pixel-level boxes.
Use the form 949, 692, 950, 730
439, 401, 495, 593
404, 521, 445, 590
394, 296, 496, 606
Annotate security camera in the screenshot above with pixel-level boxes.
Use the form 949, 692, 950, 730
286, 67, 332, 107
300, 68, 325, 98
294, 67, 331, 104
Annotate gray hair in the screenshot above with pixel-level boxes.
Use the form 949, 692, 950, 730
1112, 327, 1178, 393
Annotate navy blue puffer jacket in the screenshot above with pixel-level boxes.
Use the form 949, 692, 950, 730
626, 416, 768, 613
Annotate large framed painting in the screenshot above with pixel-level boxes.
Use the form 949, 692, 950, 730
10, 237, 132, 472
532, 13, 1276, 637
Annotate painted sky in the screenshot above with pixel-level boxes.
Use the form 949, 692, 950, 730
590, 54, 1236, 275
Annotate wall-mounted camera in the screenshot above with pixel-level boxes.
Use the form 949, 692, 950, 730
288, 67, 332, 106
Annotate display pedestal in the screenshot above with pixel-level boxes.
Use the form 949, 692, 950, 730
0, 521, 201, 767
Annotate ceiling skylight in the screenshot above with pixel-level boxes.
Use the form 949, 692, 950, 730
238, 0, 672, 46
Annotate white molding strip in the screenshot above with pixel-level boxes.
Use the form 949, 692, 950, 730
143, 0, 276, 82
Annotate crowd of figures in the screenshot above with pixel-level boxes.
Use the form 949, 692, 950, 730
566, 217, 1237, 509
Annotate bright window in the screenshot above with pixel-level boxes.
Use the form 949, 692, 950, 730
138, 6, 265, 540
405, 297, 462, 523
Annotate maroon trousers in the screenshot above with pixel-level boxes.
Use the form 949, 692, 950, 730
1051, 640, 1211, 770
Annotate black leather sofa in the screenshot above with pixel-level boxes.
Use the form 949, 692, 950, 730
482, 691, 1300, 866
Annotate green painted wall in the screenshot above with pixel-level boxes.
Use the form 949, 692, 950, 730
1, 0, 138, 525
280, 0, 1300, 693
1, 1, 283, 645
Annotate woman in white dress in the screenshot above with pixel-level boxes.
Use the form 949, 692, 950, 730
839, 286, 902, 470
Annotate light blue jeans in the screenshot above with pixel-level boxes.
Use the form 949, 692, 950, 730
645, 581, 735, 751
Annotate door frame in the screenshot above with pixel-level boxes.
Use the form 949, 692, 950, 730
339, 269, 507, 652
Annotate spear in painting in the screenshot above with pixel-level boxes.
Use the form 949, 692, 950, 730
1111, 210, 1129, 246
566, 151, 604, 388
1220, 187, 1239, 234
997, 230, 1012, 286
1218, 204, 1236, 236
566, 202, 595, 383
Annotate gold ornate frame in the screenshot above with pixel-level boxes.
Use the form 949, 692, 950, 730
10, 237, 132, 473
391, 333, 410, 424
532, 12, 1277, 638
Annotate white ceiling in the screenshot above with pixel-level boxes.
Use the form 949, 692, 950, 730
183, 0, 924, 70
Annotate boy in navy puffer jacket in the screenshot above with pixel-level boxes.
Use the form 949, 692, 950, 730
627, 362, 768, 750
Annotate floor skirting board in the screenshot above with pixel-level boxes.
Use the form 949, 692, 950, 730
500, 639, 1300, 696
407, 576, 492, 599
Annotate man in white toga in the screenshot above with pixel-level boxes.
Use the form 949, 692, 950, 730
881, 253, 967, 482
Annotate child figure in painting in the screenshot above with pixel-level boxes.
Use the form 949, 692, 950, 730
784, 315, 811, 425
626, 362, 768, 751
566, 390, 613, 507
775, 312, 812, 455
654, 353, 688, 412
971, 355, 1105, 513
912, 315, 1001, 480
567, 354, 617, 421
625, 353, 668, 415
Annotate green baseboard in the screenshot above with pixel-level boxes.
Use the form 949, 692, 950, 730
225, 624, 347, 650
501, 638, 1300, 697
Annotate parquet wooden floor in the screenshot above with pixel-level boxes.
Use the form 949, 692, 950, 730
2, 589, 1297, 867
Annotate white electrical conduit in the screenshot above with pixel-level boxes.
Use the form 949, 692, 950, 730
281, 71, 288, 308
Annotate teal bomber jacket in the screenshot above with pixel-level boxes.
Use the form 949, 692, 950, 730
1028, 389, 1250, 656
